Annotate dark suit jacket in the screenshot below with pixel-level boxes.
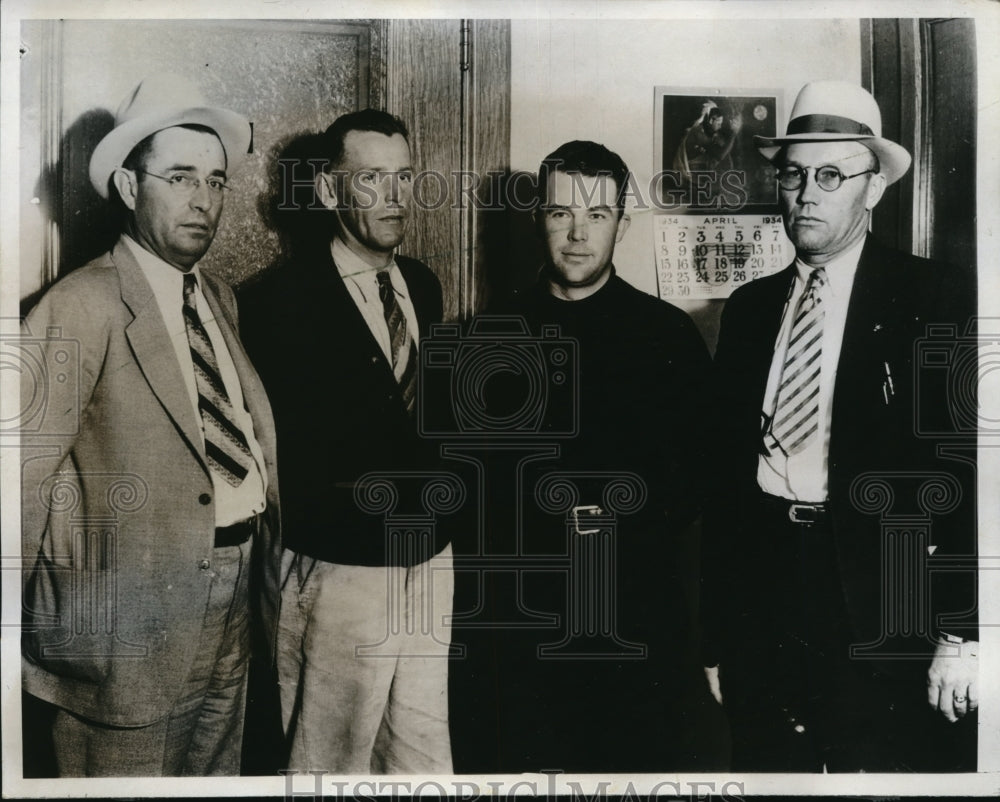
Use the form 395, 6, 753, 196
702, 236, 977, 672
21, 240, 282, 727
239, 236, 445, 566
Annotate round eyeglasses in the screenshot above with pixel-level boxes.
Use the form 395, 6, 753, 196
777, 165, 876, 192
137, 169, 230, 196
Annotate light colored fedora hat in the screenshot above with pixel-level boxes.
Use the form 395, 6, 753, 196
89, 73, 251, 198
755, 80, 911, 185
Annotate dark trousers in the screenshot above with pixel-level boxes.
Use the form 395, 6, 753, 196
724, 497, 976, 772
453, 511, 731, 774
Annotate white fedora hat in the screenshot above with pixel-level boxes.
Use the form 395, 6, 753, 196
755, 80, 911, 185
89, 73, 251, 198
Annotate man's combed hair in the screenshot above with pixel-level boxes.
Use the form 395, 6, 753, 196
121, 135, 157, 175
321, 109, 409, 170
537, 140, 631, 214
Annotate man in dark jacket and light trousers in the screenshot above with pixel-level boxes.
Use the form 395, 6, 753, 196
240, 110, 453, 773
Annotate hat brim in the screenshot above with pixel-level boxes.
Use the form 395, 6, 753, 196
753, 133, 912, 186
90, 106, 251, 199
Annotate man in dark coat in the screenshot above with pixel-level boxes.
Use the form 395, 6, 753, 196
701, 81, 978, 772
457, 140, 728, 773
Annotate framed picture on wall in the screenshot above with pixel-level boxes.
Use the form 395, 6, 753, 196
654, 86, 784, 214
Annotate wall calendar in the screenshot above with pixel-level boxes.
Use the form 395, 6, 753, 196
654, 214, 791, 300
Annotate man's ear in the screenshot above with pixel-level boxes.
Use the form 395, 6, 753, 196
865, 172, 887, 211
615, 212, 631, 242
112, 168, 138, 212
315, 171, 338, 210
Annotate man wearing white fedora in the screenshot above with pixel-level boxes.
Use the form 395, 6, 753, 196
701, 80, 977, 771
20, 73, 281, 776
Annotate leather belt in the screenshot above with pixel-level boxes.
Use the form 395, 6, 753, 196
215, 514, 259, 548
759, 492, 829, 526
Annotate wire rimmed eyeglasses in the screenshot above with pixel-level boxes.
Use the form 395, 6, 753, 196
136, 169, 230, 196
776, 165, 877, 192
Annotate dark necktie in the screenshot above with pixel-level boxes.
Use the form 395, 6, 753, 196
182, 273, 254, 486
765, 266, 827, 456
376, 269, 418, 415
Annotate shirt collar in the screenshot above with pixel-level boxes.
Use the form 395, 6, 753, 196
331, 236, 406, 297
793, 234, 866, 298
331, 236, 396, 277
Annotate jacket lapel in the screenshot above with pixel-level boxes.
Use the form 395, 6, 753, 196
324, 249, 399, 382
749, 265, 797, 397
834, 238, 896, 415
398, 258, 433, 335
114, 240, 209, 476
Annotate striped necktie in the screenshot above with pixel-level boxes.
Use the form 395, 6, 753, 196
766, 266, 827, 456
376, 269, 418, 415
182, 273, 254, 486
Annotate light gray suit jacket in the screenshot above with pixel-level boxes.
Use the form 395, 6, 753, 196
20, 239, 281, 727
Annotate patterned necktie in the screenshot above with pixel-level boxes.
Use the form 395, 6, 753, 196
182, 273, 254, 486
376, 269, 418, 415
766, 267, 827, 456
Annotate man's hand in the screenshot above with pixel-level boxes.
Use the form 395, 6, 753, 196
927, 637, 978, 722
704, 665, 723, 705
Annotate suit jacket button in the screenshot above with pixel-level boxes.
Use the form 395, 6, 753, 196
199, 493, 212, 505
371, 356, 379, 364
199, 559, 210, 570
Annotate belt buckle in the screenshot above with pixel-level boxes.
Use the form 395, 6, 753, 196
571, 504, 604, 536
788, 503, 820, 525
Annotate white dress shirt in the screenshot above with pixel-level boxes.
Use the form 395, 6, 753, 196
757, 236, 866, 502
124, 235, 266, 527
331, 236, 421, 361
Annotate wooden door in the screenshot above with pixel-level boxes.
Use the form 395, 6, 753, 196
862, 17, 977, 272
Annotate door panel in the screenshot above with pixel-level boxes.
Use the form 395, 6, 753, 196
21, 19, 383, 294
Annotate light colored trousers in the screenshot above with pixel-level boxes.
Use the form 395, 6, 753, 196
277, 545, 454, 773
51, 540, 252, 776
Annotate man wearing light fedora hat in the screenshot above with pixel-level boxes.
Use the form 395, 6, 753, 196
20, 73, 281, 776
701, 81, 977, 771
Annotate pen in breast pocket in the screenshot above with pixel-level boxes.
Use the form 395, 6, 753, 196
882, 361, 895, 404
